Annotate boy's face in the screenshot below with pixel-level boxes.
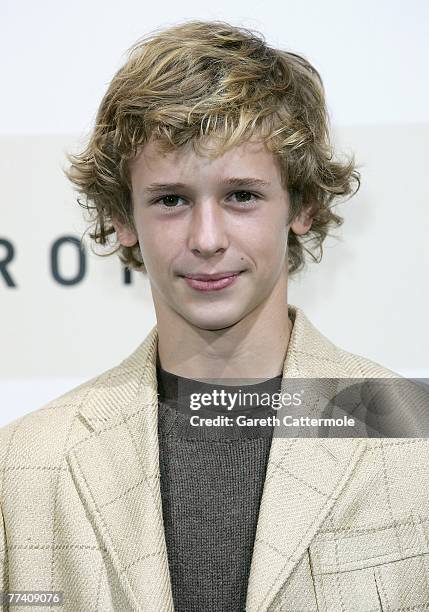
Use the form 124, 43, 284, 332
115, 136, 312, 331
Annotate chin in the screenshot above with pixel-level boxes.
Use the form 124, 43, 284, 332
185, 310, 244, 332
198, 321, 239, 332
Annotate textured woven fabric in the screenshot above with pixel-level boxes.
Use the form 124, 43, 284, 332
1, 303, 428, 611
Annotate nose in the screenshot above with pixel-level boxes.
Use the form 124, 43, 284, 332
187, 199, 229, 258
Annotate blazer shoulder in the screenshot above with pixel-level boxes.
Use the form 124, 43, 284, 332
0, 360, 130, 478
0, 330, 157, 483
334, 345, 401, 378
330, 347, 429, 437
290, 306, 402, 379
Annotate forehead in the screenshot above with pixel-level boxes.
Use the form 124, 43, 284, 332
129, 136, 282, 184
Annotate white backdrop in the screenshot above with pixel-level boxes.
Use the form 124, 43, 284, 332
1, 0, 428, 427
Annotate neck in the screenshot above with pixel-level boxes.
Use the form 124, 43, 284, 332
154, 277, 293, 382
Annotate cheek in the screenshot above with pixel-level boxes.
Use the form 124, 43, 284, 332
246, 219, 288, 259
136, 215, 158, 258
138, 222, 180, 275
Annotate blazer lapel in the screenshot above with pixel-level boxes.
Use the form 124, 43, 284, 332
66, 326, 174, 612
245, 437, 367, 611
245, 305, 368, 611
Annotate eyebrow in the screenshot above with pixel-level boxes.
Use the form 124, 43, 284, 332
143, 177, 271, 193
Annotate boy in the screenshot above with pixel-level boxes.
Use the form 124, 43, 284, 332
1, 20, 428, 612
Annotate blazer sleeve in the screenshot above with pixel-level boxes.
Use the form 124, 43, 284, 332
0, 500, 7, 595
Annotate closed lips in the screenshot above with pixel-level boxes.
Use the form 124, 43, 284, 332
183, 271, 243, 280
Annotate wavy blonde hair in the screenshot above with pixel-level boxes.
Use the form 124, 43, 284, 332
64, 19, 360, 276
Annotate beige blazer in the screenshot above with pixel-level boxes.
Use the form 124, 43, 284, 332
1, 304, 428, 611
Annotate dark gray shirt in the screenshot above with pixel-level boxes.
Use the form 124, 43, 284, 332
156, 357, 281, 612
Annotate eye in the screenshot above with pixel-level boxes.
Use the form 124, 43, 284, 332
153, 194, 185, 208
151, 190, 260, 211
230, 191, 259, 205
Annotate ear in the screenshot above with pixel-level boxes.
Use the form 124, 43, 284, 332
112, 217, 138, 247
290, 201, 317, 236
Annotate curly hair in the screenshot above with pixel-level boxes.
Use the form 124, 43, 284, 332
64, 19, 360, 276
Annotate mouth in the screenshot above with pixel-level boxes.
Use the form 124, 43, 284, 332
180, 271, 244, 292
182, 271, 245, 281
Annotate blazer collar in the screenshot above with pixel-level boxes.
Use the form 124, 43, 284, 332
67, 304, 366, 612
